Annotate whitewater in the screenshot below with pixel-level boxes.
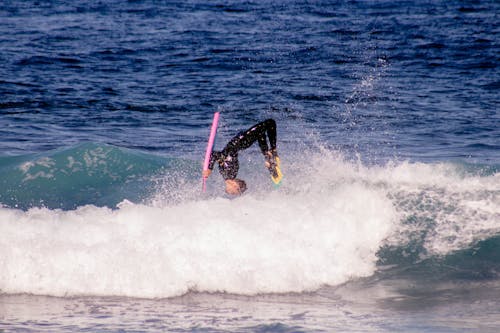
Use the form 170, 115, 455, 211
1, 147, 498, 300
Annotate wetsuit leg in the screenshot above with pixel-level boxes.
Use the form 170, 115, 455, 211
224, 119, 277, 155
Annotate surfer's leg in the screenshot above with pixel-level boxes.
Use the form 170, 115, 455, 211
225, 119, 276, 155
264, 118, 277, 152
256, 119, 277, 154
222, 119, 281, 184
254, 119, 279, 180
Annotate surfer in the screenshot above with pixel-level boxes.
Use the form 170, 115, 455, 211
202, 118, 281, 195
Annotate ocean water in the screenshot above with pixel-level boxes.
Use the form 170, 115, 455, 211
0, 0, 499, 332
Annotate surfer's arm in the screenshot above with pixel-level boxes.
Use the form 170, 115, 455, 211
203, 155, 215, 178
205, 151, 221, 178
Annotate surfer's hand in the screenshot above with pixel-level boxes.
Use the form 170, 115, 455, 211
203, 169, 211, 178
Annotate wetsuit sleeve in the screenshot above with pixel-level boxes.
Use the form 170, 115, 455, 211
208, 151, 220, 170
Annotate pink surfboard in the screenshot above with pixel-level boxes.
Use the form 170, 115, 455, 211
202, 112, 220, 192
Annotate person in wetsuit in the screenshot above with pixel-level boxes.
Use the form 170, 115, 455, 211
202, 118, 279, 195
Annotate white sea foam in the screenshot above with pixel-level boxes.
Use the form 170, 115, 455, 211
1, 150, 498, 298
0, 153, 396, 298
374, 161, 500, 255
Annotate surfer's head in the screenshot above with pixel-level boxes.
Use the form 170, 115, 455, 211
225, 179, 247, 195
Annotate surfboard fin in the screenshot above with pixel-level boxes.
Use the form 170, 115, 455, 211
267, 154, 283, 186
271, 158, 283, 186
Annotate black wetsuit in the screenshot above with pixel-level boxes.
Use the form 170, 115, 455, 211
208, 119, 277, 180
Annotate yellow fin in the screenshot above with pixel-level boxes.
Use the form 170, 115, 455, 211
271, 158, 283, 186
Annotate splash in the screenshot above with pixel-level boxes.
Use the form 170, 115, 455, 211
0, 146, 498, 298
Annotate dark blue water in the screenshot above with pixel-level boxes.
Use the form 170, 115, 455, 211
1, 1, 499, 332
1, 0, 498, 161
